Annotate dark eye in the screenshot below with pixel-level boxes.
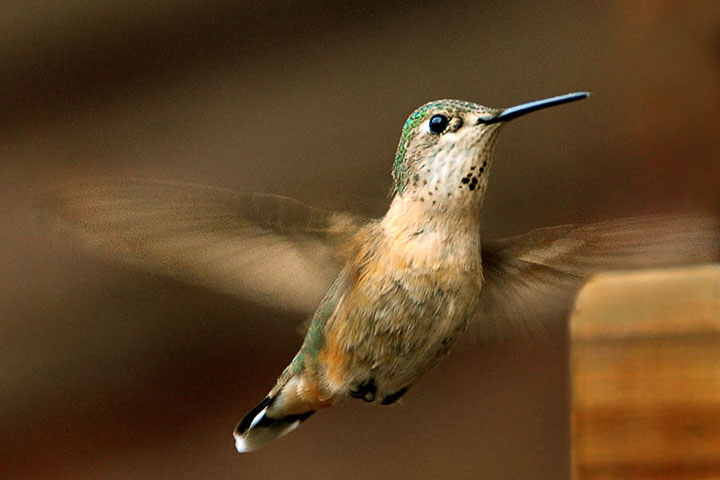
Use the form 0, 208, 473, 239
428, 114, 449, 134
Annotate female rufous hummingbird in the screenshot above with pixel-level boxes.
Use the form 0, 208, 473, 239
47, 92, 720, 452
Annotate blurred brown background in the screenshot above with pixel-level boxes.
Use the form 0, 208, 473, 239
1, 1, 719, 479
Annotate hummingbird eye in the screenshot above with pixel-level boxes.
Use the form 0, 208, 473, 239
428, 114, 449, 134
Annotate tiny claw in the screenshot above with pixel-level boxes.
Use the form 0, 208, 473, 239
349, 378, 377, 403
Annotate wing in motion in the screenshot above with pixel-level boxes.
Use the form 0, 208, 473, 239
44, 179, 367, 312
477, 215, 720, 338
45, 179, 719, 333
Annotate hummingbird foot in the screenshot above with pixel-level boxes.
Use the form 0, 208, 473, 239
348, 379, 409, 405
348, 378, 377, 403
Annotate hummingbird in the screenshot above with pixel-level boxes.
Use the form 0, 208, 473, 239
45, 92, 720, 453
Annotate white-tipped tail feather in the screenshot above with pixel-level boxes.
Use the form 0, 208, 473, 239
233, 396, 315, 453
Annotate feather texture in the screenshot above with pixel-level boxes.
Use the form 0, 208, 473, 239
477, 215, 720, 338
44, 179, 365, 312
44, 179, 719, 337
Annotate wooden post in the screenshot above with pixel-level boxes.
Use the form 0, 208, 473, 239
571, 266, 720, 479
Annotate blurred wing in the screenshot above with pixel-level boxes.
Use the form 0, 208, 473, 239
44, 179, 369, 312
476, 215, 720, 338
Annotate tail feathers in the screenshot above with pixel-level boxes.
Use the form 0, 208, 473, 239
233, 396, 315, 453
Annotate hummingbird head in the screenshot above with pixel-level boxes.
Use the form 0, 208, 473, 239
391, 92, 590, 211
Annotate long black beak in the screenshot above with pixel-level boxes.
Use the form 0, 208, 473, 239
480, 91, 590, 124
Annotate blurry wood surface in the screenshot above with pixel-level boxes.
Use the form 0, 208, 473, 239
571, 266, 720, 479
